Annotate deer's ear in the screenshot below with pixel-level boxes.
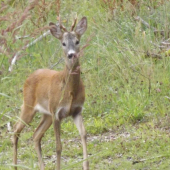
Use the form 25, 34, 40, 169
49, 22, 62, 39
75, 17, 87, 37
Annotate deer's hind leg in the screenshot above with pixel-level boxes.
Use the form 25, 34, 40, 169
13, 105, 36, 170
33, 114, 52, 170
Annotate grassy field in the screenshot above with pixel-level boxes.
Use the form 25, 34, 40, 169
1, 0, 170, 169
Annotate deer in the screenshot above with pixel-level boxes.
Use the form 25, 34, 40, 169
13, 16, 89, 170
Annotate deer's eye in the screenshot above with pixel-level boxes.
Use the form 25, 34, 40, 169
62, 42, 66, 46
76, 41, 79, 45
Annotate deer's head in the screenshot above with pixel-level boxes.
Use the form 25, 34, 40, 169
49, 17, 87, 69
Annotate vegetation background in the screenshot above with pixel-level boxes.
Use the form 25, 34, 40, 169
1, 0, 170, 169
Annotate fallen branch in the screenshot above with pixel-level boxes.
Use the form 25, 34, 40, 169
154, 30, 166, 37
134, 16, 153, 29
9, 30, 50, 72
132, 154, 170, 165
160, 38, 170, 49
15, 35, 30, 40
134, 16, 167, 37
145, 51, 162, 59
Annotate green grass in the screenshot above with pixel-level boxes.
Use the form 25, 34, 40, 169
1, 0, 170, 169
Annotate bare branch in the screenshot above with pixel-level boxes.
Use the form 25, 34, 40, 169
134, 16, 168, 37
133, 155, 170, 165
154, 30, 165, 37
15, 35, 30, 40
134, 16, 153, 29
161, 38, 170, 46
145, 51, 162, 59
9, 30, 50, 72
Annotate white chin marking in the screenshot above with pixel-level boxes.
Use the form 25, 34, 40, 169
68, 50, 76, 55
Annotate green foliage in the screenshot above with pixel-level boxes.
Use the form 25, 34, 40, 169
1, 0, 170, 169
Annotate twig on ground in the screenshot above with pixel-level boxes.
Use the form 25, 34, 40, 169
145, 51, 162, 59
132, 155, 170, 165
134, 16, 167, 37
160, 38, 170, 50
154, 30, 166, 37
134, 16, 153, 29
15, 35, 30, 40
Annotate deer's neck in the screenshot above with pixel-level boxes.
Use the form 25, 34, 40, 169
62, 61, 81, 96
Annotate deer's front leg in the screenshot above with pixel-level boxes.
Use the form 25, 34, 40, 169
73, 109, 89, 170
53, 118, 62, 170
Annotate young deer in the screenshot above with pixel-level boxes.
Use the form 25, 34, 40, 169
13, 17, 89, 170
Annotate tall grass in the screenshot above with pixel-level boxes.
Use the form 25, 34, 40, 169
1, 0, 170, 169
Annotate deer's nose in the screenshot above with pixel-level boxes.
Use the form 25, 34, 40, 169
68, 53, 74, 59
68, 50, 76, 59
